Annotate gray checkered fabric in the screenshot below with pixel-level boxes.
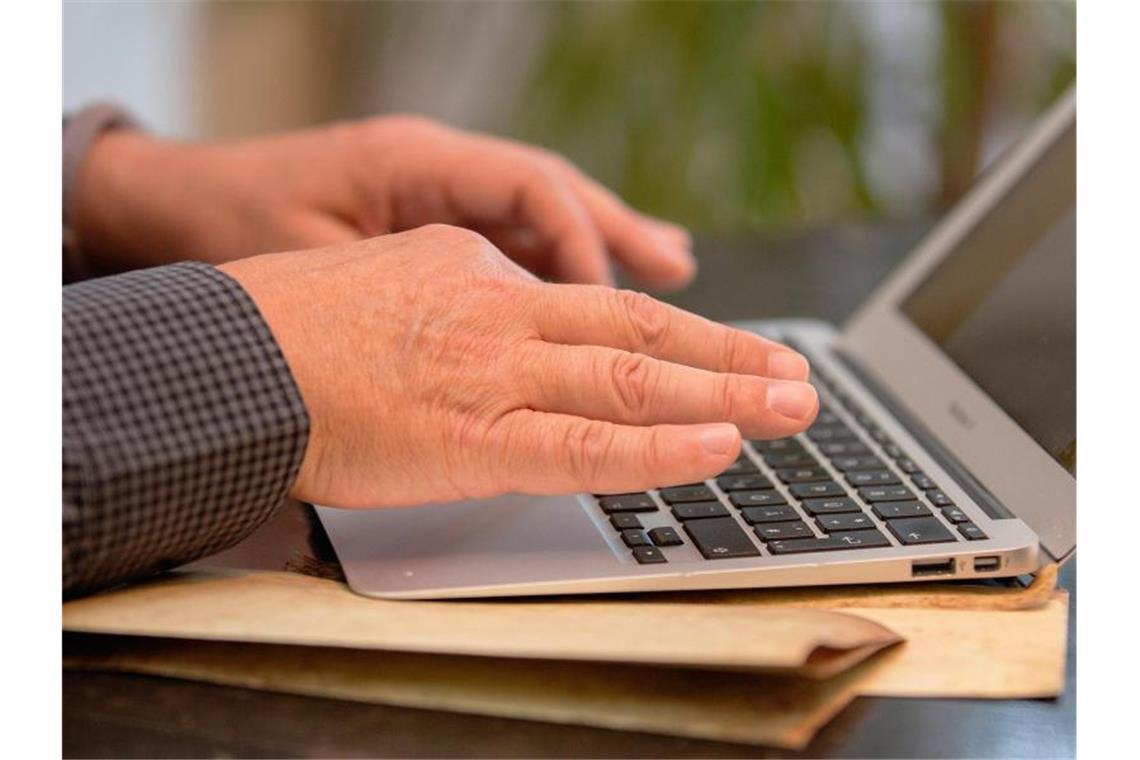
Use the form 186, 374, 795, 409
63, 262, 310, 597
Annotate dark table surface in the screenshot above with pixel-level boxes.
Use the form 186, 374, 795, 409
63, 222, 1076, 758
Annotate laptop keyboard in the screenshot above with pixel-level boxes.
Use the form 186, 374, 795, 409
594, 366, 989, 565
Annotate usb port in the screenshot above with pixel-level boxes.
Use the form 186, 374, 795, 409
973, 556, 1001, 572
911, 559, 956, 577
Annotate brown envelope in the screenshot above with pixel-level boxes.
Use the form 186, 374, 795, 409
62, 565, 1069, 748
63, 568, 902, 678
65, 633, 870, 750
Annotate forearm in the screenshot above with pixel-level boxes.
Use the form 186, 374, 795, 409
63, 262, 310, 597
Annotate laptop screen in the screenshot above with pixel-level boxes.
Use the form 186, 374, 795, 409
900, 120, 1075, 475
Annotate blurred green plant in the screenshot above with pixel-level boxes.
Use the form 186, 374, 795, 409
509, 0, 1074, 232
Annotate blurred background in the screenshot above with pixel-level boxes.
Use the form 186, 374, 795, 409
64, 0, 1074, 234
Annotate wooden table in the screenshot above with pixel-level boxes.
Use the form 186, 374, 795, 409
63, 222, 1076, 758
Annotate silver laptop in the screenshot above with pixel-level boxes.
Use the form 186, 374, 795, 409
317, 90, 1075, 599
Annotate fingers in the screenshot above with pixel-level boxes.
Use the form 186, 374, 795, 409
520, 342, 817, 439
444, 140, 614, 285
489, 410, 743, 495
449, 134, 693, 289
559, 166, 697, 291
281, 211, 362, 249
532, 284, 811, 381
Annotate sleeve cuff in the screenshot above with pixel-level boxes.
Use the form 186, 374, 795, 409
63, 262, 310, 596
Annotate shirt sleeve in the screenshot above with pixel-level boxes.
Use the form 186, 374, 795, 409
63, 262, 310, 597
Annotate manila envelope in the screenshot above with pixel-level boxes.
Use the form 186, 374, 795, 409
63, 565, 1068, 749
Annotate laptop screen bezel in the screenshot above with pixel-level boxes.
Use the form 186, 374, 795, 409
839, 90, 1075, 562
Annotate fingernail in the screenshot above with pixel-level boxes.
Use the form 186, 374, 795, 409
647, 218, 692, 247
663, 244, 697, 272
767, 351, 810, 381
651, 227, 692, 255
699, 424, 740, 455
767, 381, 818, 420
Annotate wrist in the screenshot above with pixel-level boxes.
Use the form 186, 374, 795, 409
72, 130, 190, 273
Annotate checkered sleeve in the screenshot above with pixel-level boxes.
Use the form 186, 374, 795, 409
63, 262, 310, 597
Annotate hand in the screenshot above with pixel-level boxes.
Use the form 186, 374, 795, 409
220, 225, 817, 508
74, 116, 695, 289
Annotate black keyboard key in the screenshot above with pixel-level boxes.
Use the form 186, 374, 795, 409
854, 411, 875, 428
832, 390, 858, 410
872, 500, 931, 520
659, 485, 717, 503
632, 546, 667, 564
816, 512, 876, 532
790, 481, 847, 499
807, 426, 857, 442
610, 514, 643, 530
776, 466, 831, 484
716, 474, 773, 492
718, 457, 760, 476
598, 493, 657, 513
763, 451, 819, 469
897, 457, 921, 474
684, 517, 761, 559
868, 427, 893, 444
927, 489, 955, 507
647, 526, 683, 546
887, 517, 956, 545
671, 501, 730, 520
911, 473, 937, 490
750, 438, 803, 454
942, 507, 970, 524
768, 529, 890, 554
729, 490, 787, 508
621, 530, 651, 547
815, 409, 842, 426
753, 521, 814, 541
958, 522, 988, 541
801, 497, 862, 515
739, 504, 800, 524
858, 485, 915, 502
883, 442, 904, 459
817, 441, 872, 458
846, 470, 901, 487
830, 455, 885, 472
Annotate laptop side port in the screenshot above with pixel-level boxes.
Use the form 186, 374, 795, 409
911, 559, 956, 577
973, 556, 1001, 572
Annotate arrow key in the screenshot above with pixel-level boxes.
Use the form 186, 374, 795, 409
886, 516, 956, 545
767, 529, 890, 555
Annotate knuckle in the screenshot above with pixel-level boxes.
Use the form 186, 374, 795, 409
608, 352, 657, 419
721, 328, 750, 372
534, 148, 576, 176
564, 419, 616, 486
641, 425, 667, 477
614, 289, 669, 352
419, 222, 490, 249
374, 113, 443, 136
356, 114, 446, 151
522, 159, 567, 196
713, 374, 739, 421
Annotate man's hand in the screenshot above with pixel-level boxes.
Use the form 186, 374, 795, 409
74, 116, 695, 289
220, 225, 817, 508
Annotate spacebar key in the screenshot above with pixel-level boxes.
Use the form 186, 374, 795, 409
767, 530, 890, 555
683, 517, 761, 559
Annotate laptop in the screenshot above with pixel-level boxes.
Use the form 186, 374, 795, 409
316, 90, 1075, 599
